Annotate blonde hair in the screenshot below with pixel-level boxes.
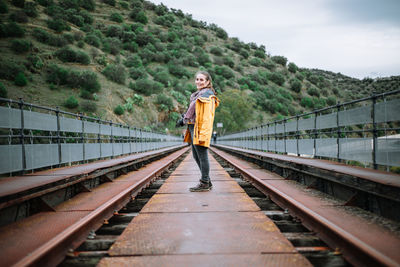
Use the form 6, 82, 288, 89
195, 70, 217, 95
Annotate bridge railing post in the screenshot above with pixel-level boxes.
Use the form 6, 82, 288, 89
336, 102, 341, 163
18, 98, 26, 174
296, 115, 300, 157
56, 107, 61, 167
372, 92, 378, 169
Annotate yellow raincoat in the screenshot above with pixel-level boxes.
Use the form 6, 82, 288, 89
184, 94, 220, 147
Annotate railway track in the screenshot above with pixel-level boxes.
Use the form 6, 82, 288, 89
0, 145, 399, 266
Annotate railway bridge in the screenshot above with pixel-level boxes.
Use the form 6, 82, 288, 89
0, 91, 399, 267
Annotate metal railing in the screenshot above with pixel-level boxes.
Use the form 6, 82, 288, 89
218, 90, 400, 169
0, 98, 183, 175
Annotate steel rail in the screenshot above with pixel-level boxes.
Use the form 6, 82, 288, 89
210, 146, 399, 267
10, 146, 189, 267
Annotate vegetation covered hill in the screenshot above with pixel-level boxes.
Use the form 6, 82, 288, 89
0, 0, 398, 134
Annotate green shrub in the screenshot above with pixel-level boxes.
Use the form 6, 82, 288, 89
130, 78, 162, 96
239, 49, 249, 59
253, 49, 265, 59
0, 82, 7, 98
77, 40, 84, 48
24, 2, 38, 17
168, 62, 190, 78
214, 65, 235, 79
269, 72, 285, 86
131, 93, 144, 106
47, 65, 100, 92
154, 71, 171, 86
64, 96, 79, 109
47, 64, 69, 85
307, 75, 320, 85
271, 55, 288, 66
129, 67, 148, 80
103, 0, 115, 6
84, 33, 101, 48
80, 89, 94, 99
32, 28, 67, 47
55, 47, 90, 64
135, 11, 148, 24
47, 18, 70, 32
222, 56, 234, 68
102, 64, 126, 84
124, 55, 142, 68
307, 87, 320, 97
155, 94, 174, 111
81, 0, 95, 11
12, 0, 24, 8
11, 39, 31, 53
114, 104, 124, 115
80, 100, 97, 112
110, 12, 123, 23
62, 33, 75, 44
327, 96, 337, 106
14, 72, 27, 86
288, 62, 298, 73
300, 96, 314, 108
215, 27, 228, 39
9, 10, 28, 23
0, 0, 8, 13
249, 57, 262, 66
296, 72, 304, 81
210, 46, 223, 56
290, 79, 302, 93
171, 90, 187, 105
0, 60, 26, 81
119, 1, 128, 9
102, 37, 122, 55
36, 0, 53, 6
4, 22, 25, 37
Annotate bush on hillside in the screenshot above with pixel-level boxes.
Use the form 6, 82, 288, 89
130, 78, 162, 96
24, 2, 38, 17
155, 94, 174, 111
55, 47, 90, 64
82, 0, 96, 11
129, 67, 148, 80
0, 60, 26, 81
253, 49, 265, 59
290, 79, 302, 93
14, 72, 27, 86
33, 28, 67, 47
0, 0, 8, 13
210, 46, 223, 56
9, 11, 28, 23
307, 87, 320, 97
102, 37, 122, 55
0, 82, 7, 98
80, 100, 97, 113
119, 1, 128, 9
214, 65, 235, 79
288, 62, 298, 73
36, 0, 53, 6
110, 12, 123, 23
64, 96, 78, 109
103, 0, 116, 6
113, 104, 124, 115
269, 72, 285, 86
11, 39, 31, 53
2, 22, 25, 37
154, 71, 171, 86
47, 65, 100, 92
102, 64, 126, 84
168, 62, 190, 78
300, 96, 314, 109
80, 89, 94, 100
124, 55, 142, 68
84, 34, 101, 48
215, 27, 228, 39
11, 0, 24, 8
327, 96, 337, 106
47, 18, 70, 32
249, 57, 262, 67
271, 55, 287, 66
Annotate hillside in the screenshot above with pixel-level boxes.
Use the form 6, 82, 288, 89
0, 0, 398, 135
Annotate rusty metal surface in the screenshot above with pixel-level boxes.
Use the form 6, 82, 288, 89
215, 144, 400, 187
157, 181, 245, 194
211, 146, 400, 267
0, 147, 190, 267
109, 212, 296, 255
140, 193, 260, 212
0, 145, 185, 199
0, 210, 90, 267
99, 254, 311, 267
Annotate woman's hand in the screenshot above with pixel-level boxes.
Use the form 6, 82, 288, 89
175, 114, 185, 127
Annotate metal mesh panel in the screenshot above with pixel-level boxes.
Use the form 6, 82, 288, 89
121, 128, 130, 137
85, 143, 100, 160
298, 117, 315, 131
285, 121, 297, 132
0, 145, 23, 174
60, 117, 82, 133
24, 111, 57, 131
339, 105, 372, 126
339, 138, 372, 163
315, 138, 337, 157
276, 140, 285, 152
113, 143, 123, 156
100, 124, 112, 135
375, 98, 400, 123
286, 139, 297, 154
101, 143, 112, 157
316, 113, 337, 129
25, 144, 59, 170
268, 126, 275, 135
84, 121, 100, 134
298, 139, 314, 155
276, 123, 284, 134
122, 142, 130, 154
0, 106, 21, 129
112, 126, 122, 137
268, 140, 275, 151
61, 143, 83, 163
376, 137, 400, 166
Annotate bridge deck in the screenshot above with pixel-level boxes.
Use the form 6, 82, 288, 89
98, 153, 311, 266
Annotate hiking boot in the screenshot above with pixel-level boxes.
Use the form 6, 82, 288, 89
209, 181, 213, 189
190, 181, 211, 192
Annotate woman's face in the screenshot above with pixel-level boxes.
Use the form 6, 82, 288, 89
195, 74, 209, 90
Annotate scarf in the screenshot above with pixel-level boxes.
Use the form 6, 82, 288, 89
184, 88, 210, 124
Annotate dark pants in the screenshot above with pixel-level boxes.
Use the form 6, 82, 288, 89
188, 124, 210, 184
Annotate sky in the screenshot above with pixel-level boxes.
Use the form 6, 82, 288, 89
152, 0, 400, 79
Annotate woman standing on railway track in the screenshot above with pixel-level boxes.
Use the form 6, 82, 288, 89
176, 71, 220, 192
